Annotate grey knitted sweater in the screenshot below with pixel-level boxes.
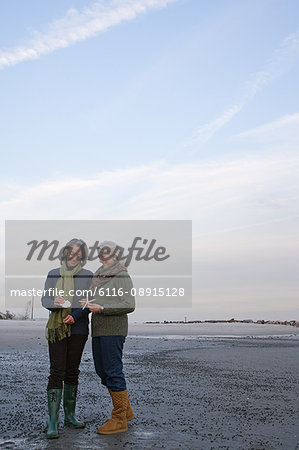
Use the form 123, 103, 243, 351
91, 270, 135, 337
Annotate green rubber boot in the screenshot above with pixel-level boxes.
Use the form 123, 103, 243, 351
63, 383, 85, 428
46, 389, 62, 439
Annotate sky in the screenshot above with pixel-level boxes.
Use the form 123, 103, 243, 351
1, 0, 299, 321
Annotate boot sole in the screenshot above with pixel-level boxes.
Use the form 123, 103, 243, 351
46, 434, 59, 439
64, 421, 85, 428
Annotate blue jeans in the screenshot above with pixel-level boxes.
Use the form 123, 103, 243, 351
92, 336, 126, 392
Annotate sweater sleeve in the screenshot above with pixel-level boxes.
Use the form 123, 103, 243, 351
70, 271, 93, 321
70, 307, 89, 321
101, 274, 135, 316
41, 272, 60, 313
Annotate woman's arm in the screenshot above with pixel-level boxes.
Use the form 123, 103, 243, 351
41, 273, 61, 312
93, 274, 135, 316
70, 307, 89, 321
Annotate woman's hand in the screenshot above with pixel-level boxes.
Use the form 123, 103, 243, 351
54, 296, 65, 307
63, 315, 75, 325
88, 303, 102, 314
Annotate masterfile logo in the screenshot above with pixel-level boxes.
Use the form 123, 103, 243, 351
25, 237, 170, 266
5, 220, 192, 310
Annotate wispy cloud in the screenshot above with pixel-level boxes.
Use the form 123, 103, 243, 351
231, 112, 299, 140
186, 28, 299, 147
1, 153, 298, 317
0, 0, 176, 71
1, 153, 298, 227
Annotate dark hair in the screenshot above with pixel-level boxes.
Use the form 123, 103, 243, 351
60, 238, 88, 266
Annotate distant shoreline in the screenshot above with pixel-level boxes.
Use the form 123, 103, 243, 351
146, 318, 299, 327
1, 315, 298, 328
0, 321, 298, 348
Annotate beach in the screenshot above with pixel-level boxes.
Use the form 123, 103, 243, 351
0, 321, 298, 449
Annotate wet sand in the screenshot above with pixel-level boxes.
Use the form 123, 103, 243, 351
0, 321, 298, 449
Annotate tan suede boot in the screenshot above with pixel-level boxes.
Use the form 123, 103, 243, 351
109, 388, 135, 421
97, 390, 128, 435
126, 393, 135, 421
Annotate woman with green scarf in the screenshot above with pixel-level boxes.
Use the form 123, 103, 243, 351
41, 238, 93, 439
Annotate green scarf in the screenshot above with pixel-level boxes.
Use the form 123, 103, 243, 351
46, 262, 83, 343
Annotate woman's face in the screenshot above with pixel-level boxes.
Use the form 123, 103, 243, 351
98, 248, 115, 267
66, 245, 82, 268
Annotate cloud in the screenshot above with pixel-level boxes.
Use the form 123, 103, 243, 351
1, 153, 298, 318
0, 163, 157, 207
185, 105, 242, 147
231, 112, 299, 140
0, 0, 176, 71
1, 153, 298, 229
186, 28, 299, 147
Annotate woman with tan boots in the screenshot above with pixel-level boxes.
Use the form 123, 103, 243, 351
83, 240, 135, 435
